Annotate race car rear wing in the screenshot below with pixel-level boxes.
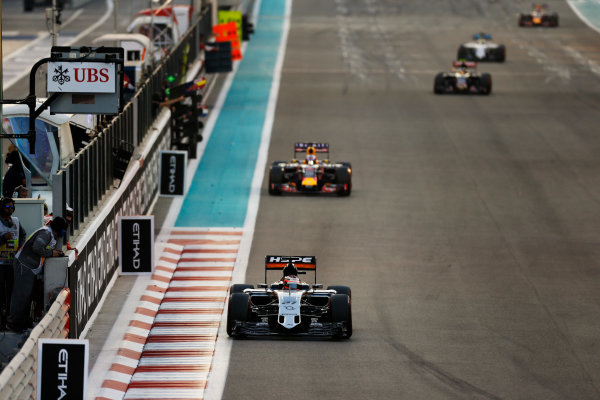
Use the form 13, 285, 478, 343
453, 60, 477, 69
294, 142, 329, 159
265, 255, 317, 284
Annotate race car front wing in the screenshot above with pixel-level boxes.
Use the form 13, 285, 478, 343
231, 321, 346, 337
277, 183, 346, 194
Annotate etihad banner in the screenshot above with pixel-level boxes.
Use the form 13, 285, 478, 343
37, 339, 88, 400
118, 216, 154, 275
159, 150, 187, 196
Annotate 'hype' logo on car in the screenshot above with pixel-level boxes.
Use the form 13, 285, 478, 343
268, 256, 313, 263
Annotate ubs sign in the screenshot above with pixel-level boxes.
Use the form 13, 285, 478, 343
37, 339, 88, 400
118, 216, 154, 274
47, 61, 117, 93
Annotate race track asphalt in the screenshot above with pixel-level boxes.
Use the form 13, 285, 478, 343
222, 1, 600, 399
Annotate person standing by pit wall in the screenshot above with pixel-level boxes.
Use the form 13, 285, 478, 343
7, 217, 66, 332
0, 197, 26, 330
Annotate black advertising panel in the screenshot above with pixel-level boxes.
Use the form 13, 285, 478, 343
159, 150, 187, 196
37, 339, 88, 400
70, 123, 166, 337
119, 216, 154, 274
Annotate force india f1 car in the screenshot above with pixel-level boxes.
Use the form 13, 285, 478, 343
226, 256, 352, 339
457, 33, 506, 62
434, 61, 492, 95
519, 4, 558, 27
268, 142, 352, 196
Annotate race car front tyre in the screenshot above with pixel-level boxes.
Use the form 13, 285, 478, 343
331, 294, 352, 339
480, 73, 492, 95
269, 165, 283, 195
230, 284, 254, 294
328, 285, 352, 298
227, 293, 250, 337
336, 165, 352, 196
434, 73, 445, 94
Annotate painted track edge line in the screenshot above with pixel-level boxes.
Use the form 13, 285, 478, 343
202, 0, 292, 399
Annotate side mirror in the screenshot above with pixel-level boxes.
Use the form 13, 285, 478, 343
312, 284, 323, 289
257, 283, 268, 288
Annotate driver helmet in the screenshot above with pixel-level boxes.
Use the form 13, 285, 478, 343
282, 262, 298, 277
305, 146, 317, 165
283, 275, 300, 289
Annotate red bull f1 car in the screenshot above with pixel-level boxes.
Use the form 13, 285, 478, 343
226, 256, 352, 339
457, 33, 506, 62
268, 142, 352, 196
434, 61, 492, 95
519, 4, 558, 27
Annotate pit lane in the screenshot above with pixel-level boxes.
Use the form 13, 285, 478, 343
221, 0, 600, 399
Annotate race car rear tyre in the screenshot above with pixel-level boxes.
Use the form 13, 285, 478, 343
480, 73, 492, 95
434, 73, 445, 94
227, 293, 250, 337
336, 164, 352, 196
230, 284, 254, 294
328, 285, 352, 299
496, 45, 506, 62
331, 294, 352, 339
269, 164, 283, 195
550, 14, 559, 27
457, 46, 468, 60
518, 15, 529, 27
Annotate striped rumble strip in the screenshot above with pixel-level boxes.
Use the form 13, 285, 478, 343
96, 228, 241, 400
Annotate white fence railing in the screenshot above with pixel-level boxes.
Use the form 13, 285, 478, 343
0, 288, 70, 400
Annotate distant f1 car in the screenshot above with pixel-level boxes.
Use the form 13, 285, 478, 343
268, 142, 352, 196
457, 33, 505, 62
434, 61, 492, 95
519, 4, 558, 27
227, 255, 352, 339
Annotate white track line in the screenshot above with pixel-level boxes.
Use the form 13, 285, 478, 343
203, 0, 292, 399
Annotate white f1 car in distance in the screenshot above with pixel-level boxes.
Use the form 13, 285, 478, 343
227, 256, 352, 339
457, 33, 506, 62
